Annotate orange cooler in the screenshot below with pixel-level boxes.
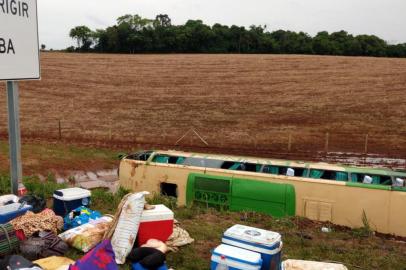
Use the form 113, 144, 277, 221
137, 204, 174, 245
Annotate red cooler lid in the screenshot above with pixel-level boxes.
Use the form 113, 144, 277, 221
141, 204, 174, 222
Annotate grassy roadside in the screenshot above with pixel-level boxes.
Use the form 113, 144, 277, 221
0, 140, 119, 175
0, 141, 405, 269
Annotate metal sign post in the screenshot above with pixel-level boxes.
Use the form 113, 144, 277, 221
6, 81, 22, 195
1, 0, 40, 194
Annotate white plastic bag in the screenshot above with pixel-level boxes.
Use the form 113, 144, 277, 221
0, 194, 18, 206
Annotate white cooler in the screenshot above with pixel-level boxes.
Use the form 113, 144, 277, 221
211, 244, 262, 270
222, 224, 282, 270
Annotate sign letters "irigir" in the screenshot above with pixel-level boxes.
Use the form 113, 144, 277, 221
0, 0, 30, 54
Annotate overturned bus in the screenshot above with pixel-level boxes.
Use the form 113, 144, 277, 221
118, 150, 406, 237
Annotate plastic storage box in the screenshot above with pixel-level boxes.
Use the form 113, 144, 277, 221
53, 188, 91, 217
281, 260, 348, 270
222, 224, 282, 270
137, 204, 174, 245
0, 203, 32, 223
211, 244, 262, 270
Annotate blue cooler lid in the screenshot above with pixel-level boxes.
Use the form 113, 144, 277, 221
212, 244, 262, 269
222, 224, 282, 254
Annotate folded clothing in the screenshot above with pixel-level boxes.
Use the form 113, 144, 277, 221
34, 256, 75, 270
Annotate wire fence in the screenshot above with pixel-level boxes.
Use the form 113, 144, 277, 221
0, 118, 405, 169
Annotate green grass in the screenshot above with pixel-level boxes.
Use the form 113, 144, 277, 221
0, 140, 120, 175
58, 191, 406, 270
1, 139, 406, 270
0, 174, 67, 198
2, 174, 406, 270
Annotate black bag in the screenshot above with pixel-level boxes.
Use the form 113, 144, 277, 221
19, 195, 46, 214
20, 231, 69, 260
0, 255, 43, 270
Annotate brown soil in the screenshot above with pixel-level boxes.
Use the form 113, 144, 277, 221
0, 53, 405, 163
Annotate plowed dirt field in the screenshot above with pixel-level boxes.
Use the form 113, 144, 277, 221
0, 53, 405, 161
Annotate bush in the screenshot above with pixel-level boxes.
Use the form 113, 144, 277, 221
23, 174, 67, 198
147, 192, 177, 210
91, 186, 130, 214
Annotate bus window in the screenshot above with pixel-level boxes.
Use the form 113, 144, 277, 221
335, 171, 349, 181
262, 165, 279, 174
309, 169, 324, 179
351, 174, 388, 185
379, 175, 392, 185
310, 170, 348, 181
221, 162, 242, 170
183, 157, 223, 168
323, 171, 348, 181
394, 177, 405, 187
152, 155, 185, 164
152, 155, 170, 163
263, 166, 305, 177
126, 151, 152, 161
168, 156, 185, 164
237, 163, 260, 172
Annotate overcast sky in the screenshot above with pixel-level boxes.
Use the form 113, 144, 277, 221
38, 0, 406, 49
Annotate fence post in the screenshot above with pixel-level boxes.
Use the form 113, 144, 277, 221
287, 133, 292, 152
364, 134, 369, 154
109, 118, 113, 141
58, 120, 62, 140
325, 132, 329, 153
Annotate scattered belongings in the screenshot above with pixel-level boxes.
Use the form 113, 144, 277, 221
128, 239, 169, 270
53, 188, 91, 217
0, 188, 191, 270
0, 255, 43, 270
34, 256, 74, 270
59, 216, 113, 252
104, 192, 149, 264
211, 244, 263, 270
138, 204, 174, 245
281, 259, 348, 270
165, 220, 194, 252
11, 209, 63, 238
0, 223, 21, 256
0, 202, 33, 223
222, 224, 282, 270
19, 195, 46, 214
63, 206, 101, 230
20, 231, 69, 260
68, 239, 118, 270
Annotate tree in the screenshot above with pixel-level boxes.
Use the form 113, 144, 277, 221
66, 13, 406, 58
69, 26, 93, 51
154, 14, 171, 28
41, 44, 46, 50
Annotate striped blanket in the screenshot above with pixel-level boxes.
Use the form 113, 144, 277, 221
0, 223, 19, 256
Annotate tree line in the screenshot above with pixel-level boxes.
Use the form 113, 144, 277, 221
68, 14, 406, 57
